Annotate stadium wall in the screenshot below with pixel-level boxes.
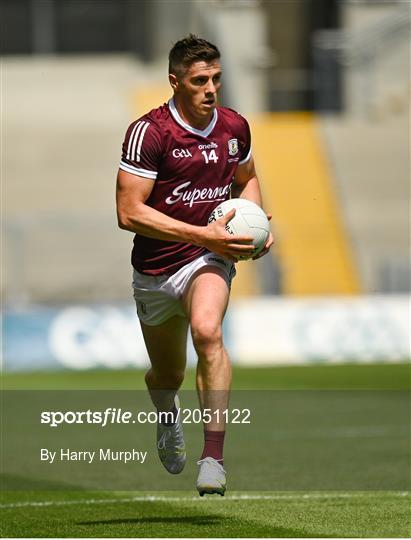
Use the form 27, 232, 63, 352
2, 295, 409, 372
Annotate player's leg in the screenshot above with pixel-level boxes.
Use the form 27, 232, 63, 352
183, 267, 232, 421
183, 267, 231, 494
140, 315, 189, 474
141, 315, 188, 413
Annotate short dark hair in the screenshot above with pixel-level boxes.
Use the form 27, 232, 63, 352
168, 34, 220, 76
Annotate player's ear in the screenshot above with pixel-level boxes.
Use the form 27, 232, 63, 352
169, 73, 179, 91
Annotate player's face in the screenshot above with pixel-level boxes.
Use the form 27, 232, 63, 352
172, 60, 222, 120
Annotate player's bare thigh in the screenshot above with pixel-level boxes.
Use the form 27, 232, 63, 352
140, 315, 189, 382
182, 266, 231, 342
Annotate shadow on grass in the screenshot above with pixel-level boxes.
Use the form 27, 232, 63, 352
78, 515, 226, 526
76, 515, 335, 537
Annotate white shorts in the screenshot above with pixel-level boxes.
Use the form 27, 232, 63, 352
132, 252, 236, 326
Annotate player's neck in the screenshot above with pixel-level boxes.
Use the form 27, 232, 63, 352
172, 97, 214, 131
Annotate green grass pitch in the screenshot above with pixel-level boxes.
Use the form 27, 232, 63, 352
1, 363, 410, 538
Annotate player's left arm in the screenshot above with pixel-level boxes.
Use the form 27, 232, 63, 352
232, 156, 274, 259
232, 155, 262, 205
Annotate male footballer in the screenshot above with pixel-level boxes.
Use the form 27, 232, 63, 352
116, 35, 273, 495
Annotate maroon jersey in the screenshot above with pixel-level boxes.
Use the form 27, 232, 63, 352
119, 98, 251, 276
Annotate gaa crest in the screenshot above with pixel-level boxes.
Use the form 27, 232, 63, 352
228, 138, 238, 156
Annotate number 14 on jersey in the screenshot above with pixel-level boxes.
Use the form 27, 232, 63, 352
201, 149, 219, 164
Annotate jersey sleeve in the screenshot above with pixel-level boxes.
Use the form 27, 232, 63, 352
119, 119, 162, 180
237, 114, 252, 165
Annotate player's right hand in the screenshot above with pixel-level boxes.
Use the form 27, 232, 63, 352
200, 209, 255, 262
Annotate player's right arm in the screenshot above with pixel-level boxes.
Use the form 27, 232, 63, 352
116, 169, 255, 262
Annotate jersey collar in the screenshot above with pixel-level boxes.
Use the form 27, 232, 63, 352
168, 98, 218, 138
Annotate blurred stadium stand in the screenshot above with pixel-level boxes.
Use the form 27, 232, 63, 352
1, 0, 409, 304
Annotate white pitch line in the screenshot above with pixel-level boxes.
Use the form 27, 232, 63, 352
0, 492, 409, 509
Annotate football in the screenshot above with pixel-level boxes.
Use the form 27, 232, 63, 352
208, 198, 270, 260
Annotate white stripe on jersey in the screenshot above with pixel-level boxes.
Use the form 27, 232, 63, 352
119, 160, 157, 179
127, 121, 142, 160
136, 122, 150, 162
239, 148, 252, 165
129, 121, 145, 161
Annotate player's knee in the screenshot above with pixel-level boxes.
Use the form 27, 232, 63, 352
146, 368, 184, 389
167, 370, 185, 388
191, 320, 223, 354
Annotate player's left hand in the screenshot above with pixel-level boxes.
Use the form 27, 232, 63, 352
252, 213, 274, 260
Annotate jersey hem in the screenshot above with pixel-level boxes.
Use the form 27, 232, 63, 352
132, 247, 208, 277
